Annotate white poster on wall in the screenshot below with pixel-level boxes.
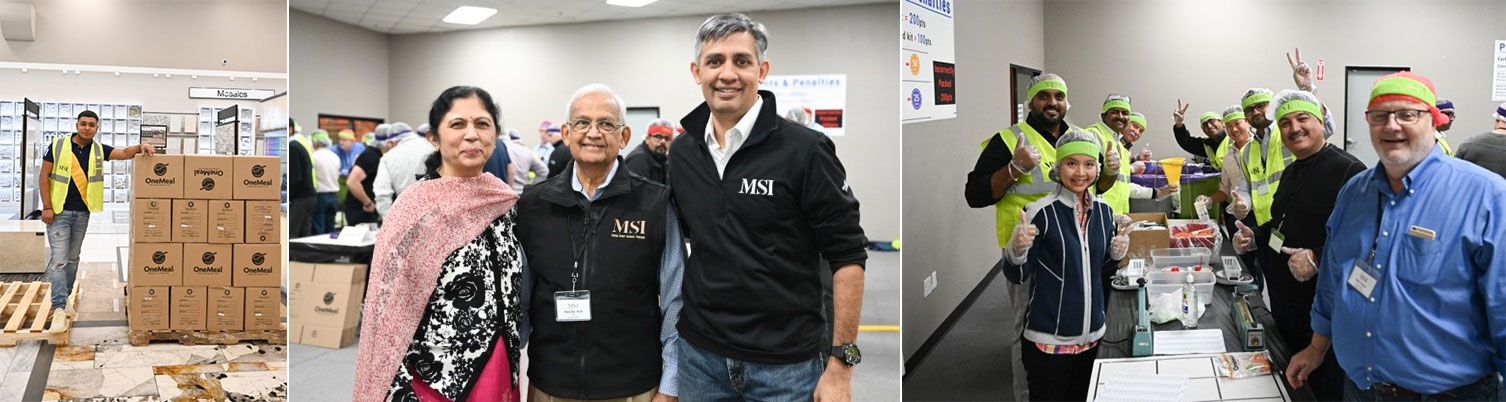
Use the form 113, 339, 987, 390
901, 0, 956, 123
1494, 40, 1506, 101
763, 74, 847, 137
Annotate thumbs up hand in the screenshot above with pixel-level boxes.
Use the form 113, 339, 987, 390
1282, 247, 1318, 282
1111, 215, 1130, 260
1104, 142, 1121, 176
1230, 191, 1251, 220
1234, 221, 1256, 254
1011, 209, 1039, 258
1011, 131, 1041, 175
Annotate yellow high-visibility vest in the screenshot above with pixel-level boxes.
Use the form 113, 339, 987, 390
48, 136, 104, 213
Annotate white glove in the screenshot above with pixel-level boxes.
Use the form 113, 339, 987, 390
1012, 130, 1041, 175
1111, 214, 1130, 260
1194, 195, 1212, 220
1105, 143, 1121, 175
1282, 247, 1318, 282
1233, 221, 1256, 254
1230, 191, 1251, 220
1155, 182, 1180, 200
1010, 210, 1039, 260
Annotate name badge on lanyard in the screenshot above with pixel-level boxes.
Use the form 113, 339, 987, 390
1268, 230, 1285, 252
1348, 260, 1379, 299
555, 290, 592, 322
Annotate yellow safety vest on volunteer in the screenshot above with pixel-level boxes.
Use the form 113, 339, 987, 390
982, 124, 1063, 249
1239, 127, 1293, 225
48, 136, 105, 213
1206, 136, 1230, 171
1436, 133, 1453, 156
292, 134, 317, 185
1084, 122, 1131, 215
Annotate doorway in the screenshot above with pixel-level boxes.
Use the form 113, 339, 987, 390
1344, 66, 1409, 167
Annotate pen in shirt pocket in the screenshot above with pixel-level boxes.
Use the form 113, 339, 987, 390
1407, 225, 1436, 240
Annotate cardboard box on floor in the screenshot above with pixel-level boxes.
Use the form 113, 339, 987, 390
288, 262, 366, 328
172, 199, 207, 243
244, 201, 280, 244
207, 287, 244, 331
129, 242, 182, 287
1120, 212, 1171, 268
0, 220, 45, 273
300, 324, 357, 349
233, 156, 281, 200
170, 286, 207, 331
183, 155, 234, 200
244, 287, 281, 331
233, 244, 281, 287
131, 199, 172, 242
182, 243, 231, 287
131, 154, 183, 199
128, 286, 170, 331
208, 200, 244, 244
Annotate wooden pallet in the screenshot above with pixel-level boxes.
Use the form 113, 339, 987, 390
0, 281, 79, 347
127, 327, 287, 346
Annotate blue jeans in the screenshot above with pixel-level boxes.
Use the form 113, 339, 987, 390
677, 338, 825, 402
1344, 375, 1502, 401
45, 210, 89, 309
312, 193, 338, 235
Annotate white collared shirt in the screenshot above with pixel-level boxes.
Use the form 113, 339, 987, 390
704, 96, 763, 178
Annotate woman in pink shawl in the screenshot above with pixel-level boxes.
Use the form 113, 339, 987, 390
353, 86, 523, 402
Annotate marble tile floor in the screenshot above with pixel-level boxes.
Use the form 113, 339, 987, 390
0, 260, 288, 401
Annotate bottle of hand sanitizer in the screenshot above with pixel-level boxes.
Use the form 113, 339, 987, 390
1181, 273, 1198, 329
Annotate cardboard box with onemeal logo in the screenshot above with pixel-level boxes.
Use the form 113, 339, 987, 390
131, 199, 172, 242
170, 286, 207, 331
207, 286, 244, 331
233, 243, 281, 287
208, 200, 244, 244
245, 287, 280, 331
182, 243, 231, 287
244, 200, 280, 244
233, 156, 280, 200
131, 155, 182, 199
183, 155, 234, 200
128, 286, 170, 331
171, 199, 207, 243
129, 242, 181, 287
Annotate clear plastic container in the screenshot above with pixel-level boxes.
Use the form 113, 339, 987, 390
1146, 270, 1216, 305
1151, 247, 1214, 269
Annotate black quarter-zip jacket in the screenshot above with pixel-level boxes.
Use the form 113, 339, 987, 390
669, 90, 868, 364
517, 158, 670, 399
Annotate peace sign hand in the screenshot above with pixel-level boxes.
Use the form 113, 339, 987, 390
1287, 47, 1314, 92
1174, 99, 1190, 127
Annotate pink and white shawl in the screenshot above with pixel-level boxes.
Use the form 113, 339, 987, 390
352, 173, 518, 402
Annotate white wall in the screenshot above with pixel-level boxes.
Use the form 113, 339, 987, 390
901, 0, 1045, 360
386, 4, 901, 239
0, 0, 287, 73
289, 9, 389, 130
0, 70, 285, 115
1044, 0, 1506, 159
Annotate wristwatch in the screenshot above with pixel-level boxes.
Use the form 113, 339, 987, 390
830, 343, 862, 367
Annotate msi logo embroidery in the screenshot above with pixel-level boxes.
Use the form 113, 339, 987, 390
739, 178, 775, 196
612, 219, 648, 240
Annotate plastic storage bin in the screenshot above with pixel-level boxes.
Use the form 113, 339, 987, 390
1151, 247, 1214, 269
1146, 270, 1216, 305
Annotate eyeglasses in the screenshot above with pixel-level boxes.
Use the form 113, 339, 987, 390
569, 119, 623, 134
1365, 109, 1430, 126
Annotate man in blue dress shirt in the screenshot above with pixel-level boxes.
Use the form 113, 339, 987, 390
1288, 71, 1506, 400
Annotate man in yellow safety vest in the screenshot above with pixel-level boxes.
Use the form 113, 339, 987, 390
39, 110, 157, 330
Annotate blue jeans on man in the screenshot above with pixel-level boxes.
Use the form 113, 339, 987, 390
45, 210, 89, 309
312, 192, 338, 234
677, 338, 825, 401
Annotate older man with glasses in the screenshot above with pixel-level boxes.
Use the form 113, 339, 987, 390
1286, 71, 1506, 400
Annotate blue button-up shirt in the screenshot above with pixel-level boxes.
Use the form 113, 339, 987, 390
1313, 145, 1506, 394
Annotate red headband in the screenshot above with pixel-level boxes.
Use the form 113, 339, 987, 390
647, 125, 675, 137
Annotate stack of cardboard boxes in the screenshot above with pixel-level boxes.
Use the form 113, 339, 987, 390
288, 262, 367, 348
126, 154, 283, 334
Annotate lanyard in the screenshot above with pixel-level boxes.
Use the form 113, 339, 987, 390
1271, 152, 1316, 233
566, 199, 614, 291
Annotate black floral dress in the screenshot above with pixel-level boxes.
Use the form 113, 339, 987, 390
387, 211, 524, 402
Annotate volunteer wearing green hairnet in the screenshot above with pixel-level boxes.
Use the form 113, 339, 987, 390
1084, 94, 1132, 215
1171, 99, 1229, 170
1234, 90, 1364, 401
1121, 112, 1177, 201
965, 73, 1080, 401
1001, 128, 1128, 402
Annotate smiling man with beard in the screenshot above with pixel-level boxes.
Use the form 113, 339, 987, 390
1287, 72, 1506, 400
964, 73, 1080, 401
624, 118, 675, 184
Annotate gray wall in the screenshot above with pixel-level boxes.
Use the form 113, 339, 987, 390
289, 9, 389, 130
902, 0, 1045, 360
1044, 0, 1506, 159
386, 4, 902, 239
0, 0, 287, 72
